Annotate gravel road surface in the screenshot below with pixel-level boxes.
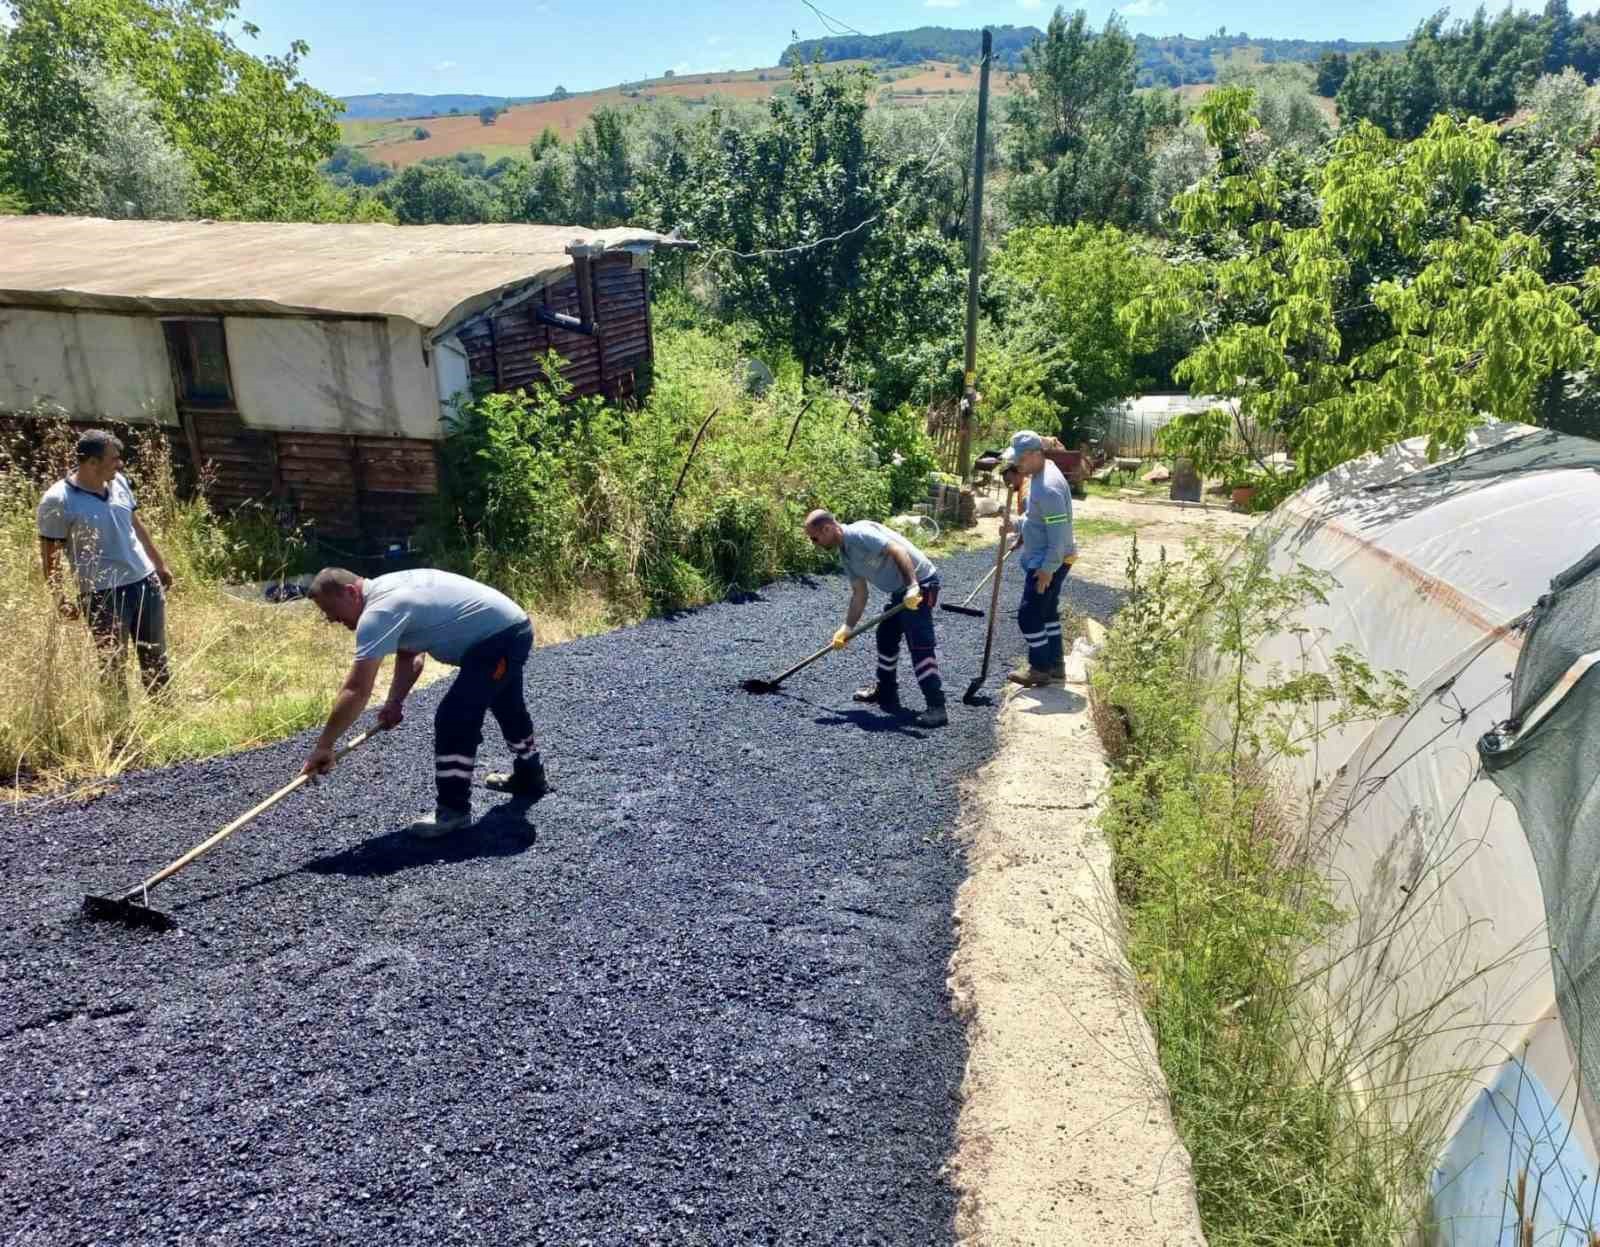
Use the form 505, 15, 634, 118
1, 548, 1123, 1246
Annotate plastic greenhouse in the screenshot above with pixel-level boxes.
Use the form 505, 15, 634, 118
1242, 421, 1600, 1243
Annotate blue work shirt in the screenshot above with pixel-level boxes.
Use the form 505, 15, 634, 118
1019, 460, 1075, 571
838, 520, 937, 595
36, 473, 156, 594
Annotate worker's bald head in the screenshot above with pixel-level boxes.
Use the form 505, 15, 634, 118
308, 567, 365, 630
803, 508, 843, 550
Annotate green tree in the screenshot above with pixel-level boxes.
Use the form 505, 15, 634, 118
1521, 67, 1600, 147
1127, 87, 1599, 489
570, 106, 634, 226
0, 0, 339, 218
637, 63, 957, 385
530, 125, 560, 158
1313, 51, 1349, 97
1003, 7, 1181, 227
379, 162, 499, 224
1336, 7, 1550, 139
993, 224, 1169, 440
478, 105, 497, 126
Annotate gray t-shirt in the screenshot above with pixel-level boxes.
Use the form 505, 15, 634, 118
838, 520, 937, 595
353, 569, 527, 666
36, 473, 157, 594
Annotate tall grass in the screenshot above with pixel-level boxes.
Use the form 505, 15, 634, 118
1092, 535, 1482, 1245
0, 419, 352, 793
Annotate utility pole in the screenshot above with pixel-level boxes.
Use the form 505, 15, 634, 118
958, 28, 992, 484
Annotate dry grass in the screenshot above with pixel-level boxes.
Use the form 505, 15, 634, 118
0, 420, 620, 799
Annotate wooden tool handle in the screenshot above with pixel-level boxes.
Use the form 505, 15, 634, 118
123, 728, 380, 900
767, 602, 910, 688
973, 487, 1015, 682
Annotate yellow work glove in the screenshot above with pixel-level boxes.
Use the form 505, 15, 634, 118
902, 583, 923, 612
832, 625, 851, 650
1064, 553, 1078, 569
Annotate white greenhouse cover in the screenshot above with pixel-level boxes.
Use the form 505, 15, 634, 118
1239, 422, 1600, 1244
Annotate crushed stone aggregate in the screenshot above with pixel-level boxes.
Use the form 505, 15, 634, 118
1, 549, 1122, 1245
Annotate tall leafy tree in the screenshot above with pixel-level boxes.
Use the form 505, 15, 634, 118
1336, 7, 1551, 139
637, 63, 957, 385
1003, 7, 1180, 227
0, 0, 340, 219
1127, 87, 1599, 488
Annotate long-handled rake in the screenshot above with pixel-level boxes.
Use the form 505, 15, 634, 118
741, 602, 909, 695
940, 546, 1013, 618
82, 728, 379, 933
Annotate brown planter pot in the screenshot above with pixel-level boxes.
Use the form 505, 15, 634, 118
1231, 485, 1257, 510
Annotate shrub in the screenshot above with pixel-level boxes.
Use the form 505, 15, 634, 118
413, 127, 430, 141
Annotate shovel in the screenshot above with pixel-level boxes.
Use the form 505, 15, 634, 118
82, 728, 379, 933
741, 602, 909, 695
964, 486, 1015, 704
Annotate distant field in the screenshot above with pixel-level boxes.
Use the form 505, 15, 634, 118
342, 54, 1333, 168
344, 60, 1020, 166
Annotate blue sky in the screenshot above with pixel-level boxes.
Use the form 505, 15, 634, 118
229, 0, 1551, 98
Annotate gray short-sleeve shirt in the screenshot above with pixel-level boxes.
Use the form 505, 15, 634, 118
36, 473, 156, 594
838, 520, 937, 595
353, 569, 527, 666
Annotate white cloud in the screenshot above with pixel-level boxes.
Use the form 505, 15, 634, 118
1119, 0, 1169, 13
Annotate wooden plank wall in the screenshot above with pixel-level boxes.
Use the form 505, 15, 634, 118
4, 253, 653, 551
457, 252, 652, 403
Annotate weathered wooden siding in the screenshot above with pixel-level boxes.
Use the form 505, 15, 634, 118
3, 251, 653, 554
456, 253, 652, 404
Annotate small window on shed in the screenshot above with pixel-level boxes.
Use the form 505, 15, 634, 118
163, 319, 234, 405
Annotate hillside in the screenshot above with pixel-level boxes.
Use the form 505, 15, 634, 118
780, 24, 1405, 88
783, 25, 1043, 69
346, 61, 1014, 167
339, 92, 545, 120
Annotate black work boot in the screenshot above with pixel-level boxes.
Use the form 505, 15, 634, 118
486, 758, 549, 802
915, 702, 949, 728
853, 682, 901, 709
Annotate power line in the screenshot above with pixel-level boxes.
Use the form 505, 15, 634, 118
797, 0, 865, 38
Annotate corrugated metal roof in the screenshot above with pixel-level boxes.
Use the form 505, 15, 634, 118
0, 217, 666, 333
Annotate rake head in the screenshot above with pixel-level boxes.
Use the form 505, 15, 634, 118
740, 678, 781, 695
939, 603, 985, 618
962, 676, 992, 706
82, 893, 176, 933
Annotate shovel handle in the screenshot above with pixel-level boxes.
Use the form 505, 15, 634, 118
121, 727, 380, 901
763, 601, 910, 689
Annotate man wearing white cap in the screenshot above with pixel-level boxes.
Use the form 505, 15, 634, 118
998, 430, 1076, 686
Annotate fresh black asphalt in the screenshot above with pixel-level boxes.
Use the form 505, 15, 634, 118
1, 546, 1123, 1246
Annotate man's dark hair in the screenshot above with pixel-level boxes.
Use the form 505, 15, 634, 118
308, 567, 361, 600
76, 429, 123, 463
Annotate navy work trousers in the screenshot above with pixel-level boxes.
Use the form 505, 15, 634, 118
876, 576, 945, 708
1017, 564, 1069, 671
432, 619, 537, 812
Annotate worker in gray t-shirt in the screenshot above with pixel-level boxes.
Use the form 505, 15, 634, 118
35, 428, 173, 694
301, 566, 547, 837
803, 509, 947, 728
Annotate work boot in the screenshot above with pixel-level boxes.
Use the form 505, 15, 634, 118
1007, 666, 1058, 688
916, 703, 949, 728
853, 682, 901, 709
486, 758, 549, 802
406, 806, 473, 839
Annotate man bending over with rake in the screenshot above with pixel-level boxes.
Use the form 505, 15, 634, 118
803, 509, 947, 728
301, 567, 548, 837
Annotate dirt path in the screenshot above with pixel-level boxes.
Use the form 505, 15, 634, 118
946, 495, 1253, 1246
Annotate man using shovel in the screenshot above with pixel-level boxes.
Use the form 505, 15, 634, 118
803, 509, 947, 728
998, 430, 1076, 687
301, 567, 547, 838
